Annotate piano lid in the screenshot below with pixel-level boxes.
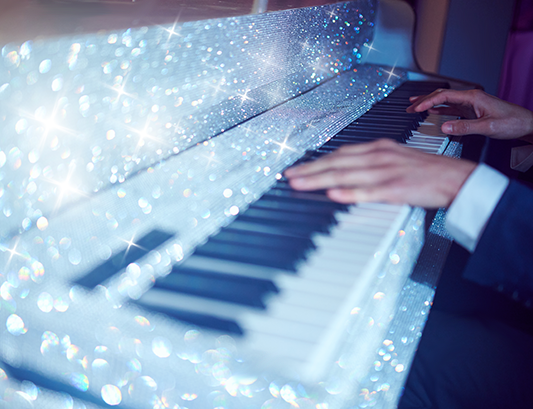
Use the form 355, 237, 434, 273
0, 0, 380, 239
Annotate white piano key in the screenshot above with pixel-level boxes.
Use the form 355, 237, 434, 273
324, 225, 390, 241
138, 288, 251, 320
296, 263, 365, 285
240, 314, 325, 342
355, 202, 406, 212
179, 255, 284, 281
312, 234, 382, 251
275, 275, 349, 298
262, 297, 341, 325
344, 207, 403, 220
264, 292, 343, 316
334, 215, 399, 229
127, 86, 450, 382
245, 332, 315, 362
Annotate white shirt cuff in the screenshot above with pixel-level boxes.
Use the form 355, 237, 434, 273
445, 164, 509, 252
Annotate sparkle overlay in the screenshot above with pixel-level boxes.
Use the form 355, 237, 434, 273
0, 1, 438, 408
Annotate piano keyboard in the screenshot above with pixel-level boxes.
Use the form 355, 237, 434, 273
66, 81, 454, 377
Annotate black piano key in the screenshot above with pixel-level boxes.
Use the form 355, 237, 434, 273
208, 234, 312, 263
153, 268, 278, 308
75, 229, 174, 288
171, 263, 280, 293
238, 213, 332, 234
193, 241, 302, 270
0, 361, 135, 409
251, 197, 346, 214
361, 112, 422, 121
323, 138, 382, 147
333, 130, 407, 142
129, 81, 451, 334
212, 229, 316, 251
357, 113, 422, 123
348, 118, 419, 130
345, 123, 413, 133
272, 182, 333, 199
239, 207, 336, 226
135, 302, 244, 334
229, 219, 315, 239
265, 188, 338, 204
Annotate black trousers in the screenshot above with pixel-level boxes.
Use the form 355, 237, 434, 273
398, 244, 533, 409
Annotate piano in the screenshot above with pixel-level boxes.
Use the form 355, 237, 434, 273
0, 1, 479, 407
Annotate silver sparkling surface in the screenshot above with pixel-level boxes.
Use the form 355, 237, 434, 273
0, 1, 438, 408
0, 1, 374, 239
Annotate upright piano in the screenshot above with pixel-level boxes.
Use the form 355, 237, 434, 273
0, 1, 478, 407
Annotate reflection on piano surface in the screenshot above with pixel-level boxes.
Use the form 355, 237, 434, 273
0, 1, 471, 408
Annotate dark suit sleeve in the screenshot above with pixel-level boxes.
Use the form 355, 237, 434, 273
462, 180, 533, 307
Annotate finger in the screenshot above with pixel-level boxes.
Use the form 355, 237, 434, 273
285, 140, 400, 178
289, 165, 397, 191
327, 187, 374, 203
441, 118, 489, 136
407, 89, 472, 113
406, 89, 447, 113
427, 106, 463, 117
327, 184, 398, 204
285, 153, 367, 179
327, 181, 453, 207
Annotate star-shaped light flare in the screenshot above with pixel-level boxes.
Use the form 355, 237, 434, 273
239, 123, 257, 136
117, 234, 149, 267
18, 98, 78, 151
300, 38, 313, 52
45, 166, 90, 215
363, 42, 379, 54
383, 64, 400, 83
123, 118, 172, 159
272, 133, 298, 159
326, 7, 338, 21
105, 77, 138, 103
208, 78, 228, 98
1, 236, 24, 270
161, 12, 184, 45
236, 89, 255, 106
201, 151, 222, 169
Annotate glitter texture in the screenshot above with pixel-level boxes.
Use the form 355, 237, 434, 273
0, 1, 441, 408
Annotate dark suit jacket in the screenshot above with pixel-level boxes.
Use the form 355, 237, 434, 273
462, 180, 533, 308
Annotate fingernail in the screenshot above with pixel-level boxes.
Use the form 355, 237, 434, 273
442, 123, 452, 134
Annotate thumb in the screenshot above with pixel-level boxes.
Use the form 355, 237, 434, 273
441, 118, 489, 136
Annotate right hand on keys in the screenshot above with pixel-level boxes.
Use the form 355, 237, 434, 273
407, 89, 533, 142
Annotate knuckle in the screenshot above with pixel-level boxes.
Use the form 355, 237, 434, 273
374, 138, 397, 149
456, 121, 470, 134
357, 186, 381, 203
377, 150, 400, 164
337, 144, 355, 154
336, 168, 354, 184
469, 89, 486, 101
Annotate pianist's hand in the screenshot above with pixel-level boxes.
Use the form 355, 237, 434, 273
284, 139, 476, 208
407, 89, 533, 142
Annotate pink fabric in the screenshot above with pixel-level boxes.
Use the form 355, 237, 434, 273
498, 31, 533, 111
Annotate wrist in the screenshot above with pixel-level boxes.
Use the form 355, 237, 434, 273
519, 109, 533, 142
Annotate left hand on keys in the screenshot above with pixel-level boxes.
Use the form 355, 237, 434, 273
284, 139, 476, 208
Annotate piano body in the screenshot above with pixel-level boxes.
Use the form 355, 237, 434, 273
0, 1, 477, 407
